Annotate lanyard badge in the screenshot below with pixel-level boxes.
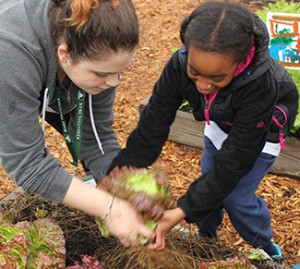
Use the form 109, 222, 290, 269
55, 85, 86, 166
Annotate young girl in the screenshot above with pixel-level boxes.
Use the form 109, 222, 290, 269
0, 0, 154, 247
110, 1, 299, 259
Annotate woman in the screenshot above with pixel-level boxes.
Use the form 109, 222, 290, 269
0, 0, 154, 247
109, 1, 299, 260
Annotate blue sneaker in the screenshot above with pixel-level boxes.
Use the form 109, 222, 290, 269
271, 243, 284, 265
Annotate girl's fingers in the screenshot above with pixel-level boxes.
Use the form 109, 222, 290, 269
148, 231, 165, 250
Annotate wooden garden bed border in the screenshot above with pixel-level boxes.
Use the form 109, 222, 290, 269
140, 97, 300, 179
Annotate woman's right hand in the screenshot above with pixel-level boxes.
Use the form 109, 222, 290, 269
104, 196, 155, 247
62, 177, 155, 248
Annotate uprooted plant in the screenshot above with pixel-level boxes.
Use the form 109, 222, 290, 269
96, 166, 175, 244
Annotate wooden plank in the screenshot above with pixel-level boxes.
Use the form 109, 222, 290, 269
140, 97, 300, 179
168, 110, 205, 149
139, 97, 204, 149
272, 138, 300, 178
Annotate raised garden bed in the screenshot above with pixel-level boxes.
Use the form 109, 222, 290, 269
140, 97, 300, 179
0, 191, 287, 269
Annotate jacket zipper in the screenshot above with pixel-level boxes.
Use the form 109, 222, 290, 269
204, 91, 218, 125
272, 105, 288, 150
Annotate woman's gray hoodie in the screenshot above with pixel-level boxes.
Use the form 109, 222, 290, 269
0, 0, 120, 201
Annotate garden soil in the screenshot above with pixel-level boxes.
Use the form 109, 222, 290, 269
0, 0, 299, 268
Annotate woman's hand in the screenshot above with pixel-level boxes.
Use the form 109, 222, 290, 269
104, 196, 155, 247
148, 207, 186, 250
62, 177, 155, 248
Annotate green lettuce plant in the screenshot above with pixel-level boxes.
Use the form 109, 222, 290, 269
0, 224, 28, 268
96, 167, 175, 244
0, 213, 66, 268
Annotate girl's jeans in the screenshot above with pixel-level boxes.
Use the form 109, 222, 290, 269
197, 136, 276, 250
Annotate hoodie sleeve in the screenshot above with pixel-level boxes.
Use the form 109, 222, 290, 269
109, 53, 185, 170
0, 34, 73, 202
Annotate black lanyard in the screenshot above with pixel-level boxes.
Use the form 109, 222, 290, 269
55, 82, 86, 166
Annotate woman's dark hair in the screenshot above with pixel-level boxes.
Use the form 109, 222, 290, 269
49, 0, 138, 61
180, 1, 263, 64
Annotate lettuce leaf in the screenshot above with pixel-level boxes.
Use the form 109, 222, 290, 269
96, 167, 175, 244
0, 213, 66, 269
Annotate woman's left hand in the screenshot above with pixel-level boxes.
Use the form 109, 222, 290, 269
148, 207, 186, 250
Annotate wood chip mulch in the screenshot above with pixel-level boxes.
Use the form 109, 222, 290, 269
0, 191, 286, 269
0, 0, 299, 268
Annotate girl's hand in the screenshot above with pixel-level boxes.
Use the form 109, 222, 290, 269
104, 196, 155, 247
148, 207, 186, 250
